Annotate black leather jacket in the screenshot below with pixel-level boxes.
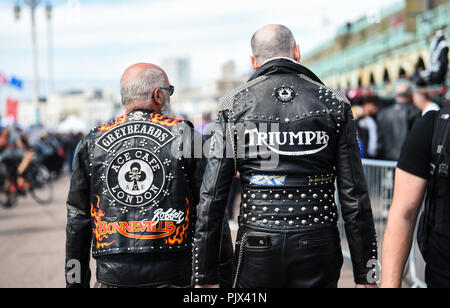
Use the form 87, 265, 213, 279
65, 110, 207, 287
194, 59, 378, 285
377, 103, 420, 161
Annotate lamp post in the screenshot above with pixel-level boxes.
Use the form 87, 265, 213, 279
14, 0, 43, 125
46, 3, 54, 98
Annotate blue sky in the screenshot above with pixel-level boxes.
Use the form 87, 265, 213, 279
0, 0, 401, 99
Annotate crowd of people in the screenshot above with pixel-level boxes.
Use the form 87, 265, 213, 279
0, 126, 83, 205
351, 81, 449, 161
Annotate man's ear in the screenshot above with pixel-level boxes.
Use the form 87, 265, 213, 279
294, 45, 301, 63
251, 56, 260, 71
153, 88, 164, 107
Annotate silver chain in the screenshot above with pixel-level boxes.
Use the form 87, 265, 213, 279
232, 233, 248, 288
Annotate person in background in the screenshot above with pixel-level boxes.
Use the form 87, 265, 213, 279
377, 83, 421, 161
382, 106, 450, 288
357, 96, 380, 159
413, 30, 449, 86
413, 86, 440, 116
62, 132, 82, 173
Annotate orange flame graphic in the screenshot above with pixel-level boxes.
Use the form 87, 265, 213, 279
149, 113, 180, 127
97, 115, 127, 134
167, 198, 190, 245
91, 195, 116, 249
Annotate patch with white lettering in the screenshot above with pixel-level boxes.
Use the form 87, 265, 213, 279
274, 86, 296, 104
106, 149, 165, 207
96, 122, 175, 152
245, 128, 330, 156
250, 175, 287, 186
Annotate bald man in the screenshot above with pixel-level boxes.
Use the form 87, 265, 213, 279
194, 25, 378, 288
65, 63, 209, 288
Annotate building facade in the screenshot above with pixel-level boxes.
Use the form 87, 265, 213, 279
302, 0, 450, 89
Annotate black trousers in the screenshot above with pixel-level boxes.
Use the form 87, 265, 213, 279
233, 226, 343, 288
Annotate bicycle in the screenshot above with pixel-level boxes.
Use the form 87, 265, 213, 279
0, 157, 54, 208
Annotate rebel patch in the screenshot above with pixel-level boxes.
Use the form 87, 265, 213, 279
106, 149, 165, 207
274, 86, 296, 103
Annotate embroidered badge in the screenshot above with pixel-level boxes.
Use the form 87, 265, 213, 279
250, 175, 287, 186
106, 149, 166, 207
130, 111, 145, 121
438, 163, 449, 177
96, 122, 175, 152
274, 86, 296, 104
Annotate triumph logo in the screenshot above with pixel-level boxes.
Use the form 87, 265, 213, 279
245, 128, 329, 156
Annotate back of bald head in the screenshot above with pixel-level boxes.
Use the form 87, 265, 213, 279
251, 24, 296, 65
120, 63, 167, 106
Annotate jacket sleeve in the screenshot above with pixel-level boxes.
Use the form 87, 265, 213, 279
189, 128, 208, 207
65, 137, 92, 288
336, 103, 378, 284
193, 112, 235, 286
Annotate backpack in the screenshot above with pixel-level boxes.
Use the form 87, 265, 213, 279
417, 107, 450, 259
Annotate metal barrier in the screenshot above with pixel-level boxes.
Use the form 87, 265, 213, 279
337, 158, 427, 288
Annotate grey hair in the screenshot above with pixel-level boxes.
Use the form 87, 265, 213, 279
120, 68, 166, 106
251, 25, 296, 64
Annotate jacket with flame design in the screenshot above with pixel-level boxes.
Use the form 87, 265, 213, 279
65, 110, 206, 287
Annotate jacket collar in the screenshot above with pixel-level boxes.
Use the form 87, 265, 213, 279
249, 57, 324, 86
127, 108, 158, 115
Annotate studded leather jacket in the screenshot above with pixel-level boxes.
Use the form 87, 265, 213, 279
65, 110, 208, 288
194, 59, 378, 285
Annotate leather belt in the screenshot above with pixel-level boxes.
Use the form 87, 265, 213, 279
240, 187, 338, 232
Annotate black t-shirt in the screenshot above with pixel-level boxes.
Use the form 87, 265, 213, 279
397, 111, 438, 179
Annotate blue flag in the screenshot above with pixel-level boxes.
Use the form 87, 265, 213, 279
9, 76, 23, 90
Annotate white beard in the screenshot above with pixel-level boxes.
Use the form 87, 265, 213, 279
160, 99, 174, 118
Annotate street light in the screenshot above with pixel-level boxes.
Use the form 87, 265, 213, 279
13, 0, 43, 125
46, 2, 54, 97
46, 3, 52, 20
14, 3, 21, 20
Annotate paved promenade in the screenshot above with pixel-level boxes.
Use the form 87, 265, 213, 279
0, 175, 355, 288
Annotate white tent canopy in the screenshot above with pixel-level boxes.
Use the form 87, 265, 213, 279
57, 115, 89, 134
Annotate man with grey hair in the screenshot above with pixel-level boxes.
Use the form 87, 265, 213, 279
65, 63, 213, 288
194, 25, 378, 288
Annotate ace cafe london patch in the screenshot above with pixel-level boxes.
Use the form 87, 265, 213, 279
106, 149, 165, 207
